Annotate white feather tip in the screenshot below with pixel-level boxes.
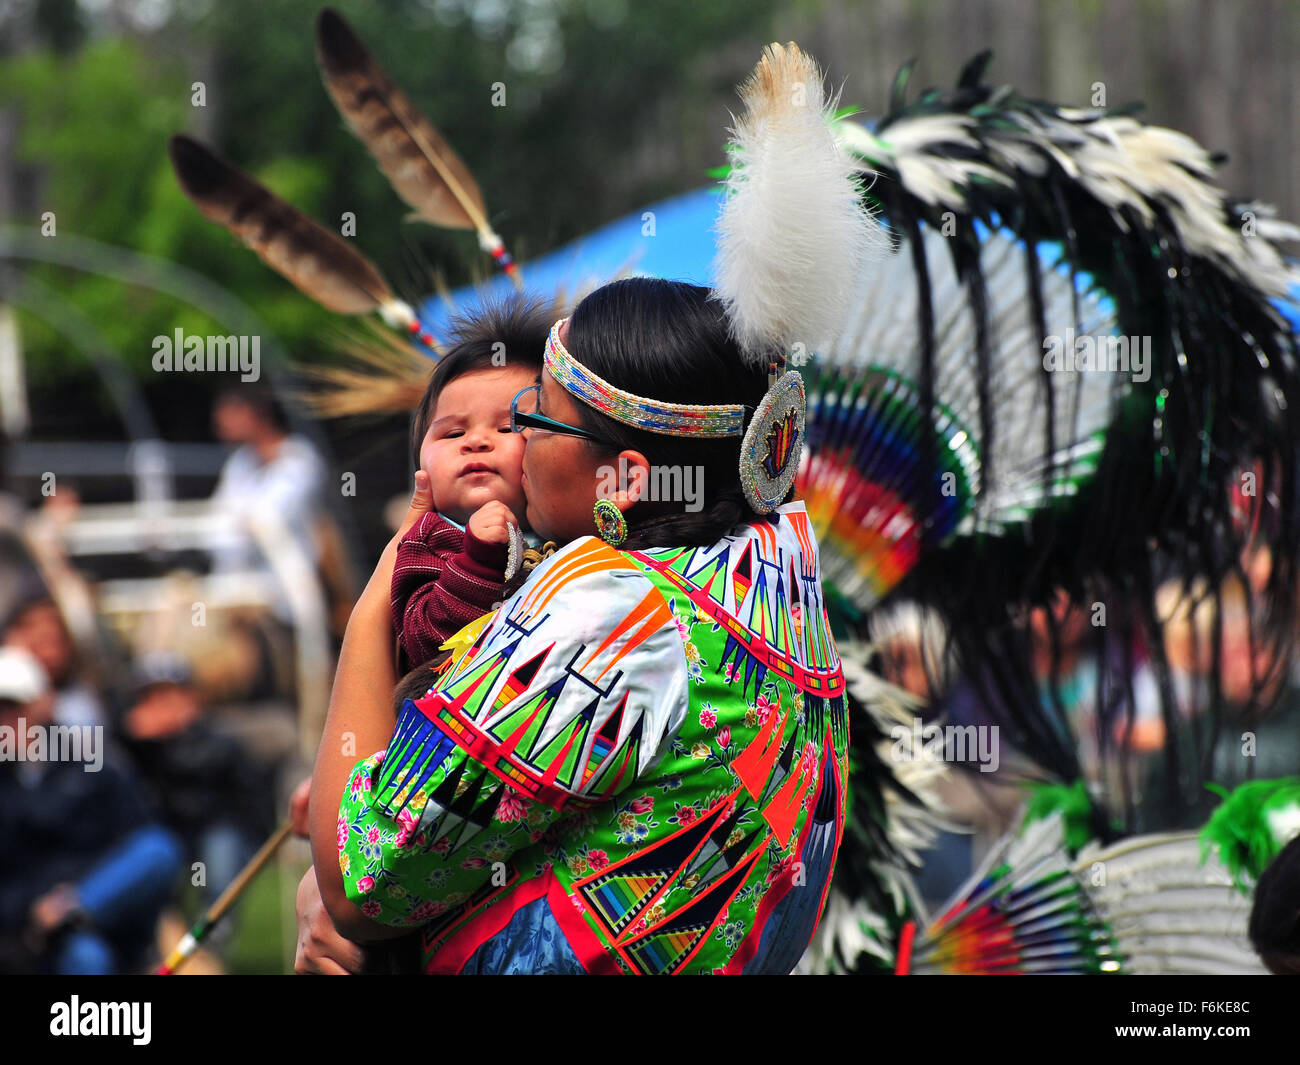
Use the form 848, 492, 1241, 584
714, 42, 889, 366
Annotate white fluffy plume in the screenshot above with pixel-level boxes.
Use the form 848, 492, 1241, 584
714, 43, 890, 365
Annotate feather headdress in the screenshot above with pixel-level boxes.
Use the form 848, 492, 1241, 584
713, 43, 890, 365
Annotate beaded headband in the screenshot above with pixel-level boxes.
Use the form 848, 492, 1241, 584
543, 318, 746, 438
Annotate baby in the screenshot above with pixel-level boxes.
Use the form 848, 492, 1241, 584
391, 298, 550, 672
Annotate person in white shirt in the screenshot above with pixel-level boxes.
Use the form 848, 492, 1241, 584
210, 385, 327, 581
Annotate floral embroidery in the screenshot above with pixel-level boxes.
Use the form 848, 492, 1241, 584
717, 919, 746, 952
495, 787, 532, 823
699, 706, 717, 729
394, 808, 420, 849
615, 819, 650, 846
767, 854, 798, 885
481, 834, 511, 861
409, 899, 446, 923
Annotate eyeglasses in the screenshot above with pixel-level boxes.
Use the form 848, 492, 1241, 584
510, 384, 604, 442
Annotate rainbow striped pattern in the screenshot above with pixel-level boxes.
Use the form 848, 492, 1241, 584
797, 367, 979, 610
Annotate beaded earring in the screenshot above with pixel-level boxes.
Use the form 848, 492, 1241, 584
593, 499, 628, 546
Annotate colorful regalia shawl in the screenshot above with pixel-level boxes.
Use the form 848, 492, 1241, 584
337, 501, 850, 974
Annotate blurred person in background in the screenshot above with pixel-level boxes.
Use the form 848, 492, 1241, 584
0, 646, 182, 974
2, 581, 108, 730
210, 383, 328, 586
118, 651, 271, 927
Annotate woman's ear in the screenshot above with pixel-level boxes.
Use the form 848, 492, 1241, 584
610, 449, 651, 510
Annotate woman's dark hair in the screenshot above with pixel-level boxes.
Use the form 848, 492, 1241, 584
1248, 832, 1300, 975
410, 295, 551, 472
566, 278, 778, 549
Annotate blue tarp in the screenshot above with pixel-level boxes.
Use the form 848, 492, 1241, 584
416, 186, 723, 340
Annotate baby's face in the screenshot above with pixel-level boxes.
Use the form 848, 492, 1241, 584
419, 364, 536, 527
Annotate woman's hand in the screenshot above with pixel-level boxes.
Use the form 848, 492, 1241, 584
294, 868, 365, 975
397, 470, 436, 538
288, 778, 312, 839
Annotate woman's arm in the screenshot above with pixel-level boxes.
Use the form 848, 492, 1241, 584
309, 474, 434, 942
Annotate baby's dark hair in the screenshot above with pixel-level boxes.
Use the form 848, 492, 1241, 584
565, 278, 778, 549
1249, 832, 1300, 975
409, 295, 551, 471
393, 656, 450, 709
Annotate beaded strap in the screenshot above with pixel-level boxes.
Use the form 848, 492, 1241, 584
544, 319, 746, 437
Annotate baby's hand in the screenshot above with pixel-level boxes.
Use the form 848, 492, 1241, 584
467, 500, 517, 546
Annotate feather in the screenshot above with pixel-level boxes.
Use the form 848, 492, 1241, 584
297, 321, 435, 420
315, 8, 486, 234
713, 42, 890, 365
1076, 832, 1267, 973
168, 135, 413, 324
